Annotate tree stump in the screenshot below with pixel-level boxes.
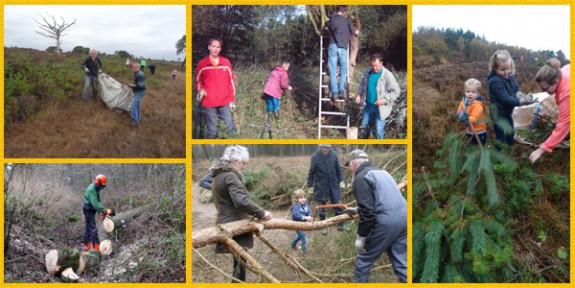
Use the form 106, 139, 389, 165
103, 205, 148, 233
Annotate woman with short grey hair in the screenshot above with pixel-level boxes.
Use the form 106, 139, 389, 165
210, 145, 272, 282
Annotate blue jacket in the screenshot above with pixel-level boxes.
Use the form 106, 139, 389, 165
487, 71, 520, 117
307, 149, 344, 200
292, 202, 311, 221
352, 162, 406, 237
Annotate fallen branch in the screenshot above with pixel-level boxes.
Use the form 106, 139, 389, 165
255, 232, 323, 283
222, 237, 280, 283
192, 214, 354, 249
192, 247, 242, 282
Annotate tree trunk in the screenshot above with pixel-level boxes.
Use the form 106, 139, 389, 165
60, 267, 79, 283
102, 205, 149, 233
192, 214, 354, 249
46, 248, 102, 279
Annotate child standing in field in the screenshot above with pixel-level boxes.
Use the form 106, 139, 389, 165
291, 189, 313, 256
487, 50, 535, 150
260, 60, 292, 138
457, 78, 487, 145
172, 69, 177, 80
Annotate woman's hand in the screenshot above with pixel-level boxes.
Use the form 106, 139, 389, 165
261, 210, 273, 221
529, 147, 546, 163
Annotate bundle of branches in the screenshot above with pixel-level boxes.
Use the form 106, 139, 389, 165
412, 133, 569, 283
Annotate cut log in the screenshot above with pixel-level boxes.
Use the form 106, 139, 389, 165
60, 267, 79, 283
45, 248, 82, 276
103, 205, 148, 233
192, 214, 355, 249
77, 249, 102, 274
99, 239, 113, 256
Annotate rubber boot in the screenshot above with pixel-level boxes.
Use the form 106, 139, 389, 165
93, 243, 100, 251
83, 242, 92, 251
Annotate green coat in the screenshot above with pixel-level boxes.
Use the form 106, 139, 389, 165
84, 183, 106, 212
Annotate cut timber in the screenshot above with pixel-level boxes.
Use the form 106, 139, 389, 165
60, 267, 79, 283
99, 239, 113, 256
192, 214, 355, 249
77, 250, 102, 274
103, 205, 148, 233
45, 248, 82, 276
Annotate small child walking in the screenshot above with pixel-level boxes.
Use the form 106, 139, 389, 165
291, 189, 313, 256
457, 78, 487, 145
172, 69, 177, 80
260, 60, 292, 138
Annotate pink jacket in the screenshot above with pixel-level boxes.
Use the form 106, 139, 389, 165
541, 64, 570, 152
263, 67, 290, 99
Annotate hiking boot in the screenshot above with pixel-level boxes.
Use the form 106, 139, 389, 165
321, 227, 328, 235
291, 245, 298, 255
131, 122, 139, 128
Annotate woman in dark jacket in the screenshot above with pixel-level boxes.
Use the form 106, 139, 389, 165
210, 145, 272, 282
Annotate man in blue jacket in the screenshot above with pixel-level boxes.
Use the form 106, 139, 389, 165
345, 150, 407, 282
306, 144, 348, 234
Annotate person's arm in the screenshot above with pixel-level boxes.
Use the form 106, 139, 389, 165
306, 156, 316, 188
195, 61, 206, 92
468, 102, 484, 127
490, 79, 520, 107
226, 173, 266, 219
279, 70, 290, 91
353, 174, 376, 237
134, 72, 146, 90
97, 58, 103, 71
81, 58, 88, 70
540, 90, 570, 152
382, 70, 400, 104
198, 172, 212, 190
456, 100, 465, 114
334, 154, 344, 184
292, 204, 304, 221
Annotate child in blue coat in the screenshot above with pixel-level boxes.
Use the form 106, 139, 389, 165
291, 189, 313, 255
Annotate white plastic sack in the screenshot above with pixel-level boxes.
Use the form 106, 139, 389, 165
98, 73, 133, 111
512, 92, 558, 130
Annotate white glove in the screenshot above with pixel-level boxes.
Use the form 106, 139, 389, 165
339, 181, 346, 189
98, 69, 102, 73
84, 67, 89, 72
307, 187, 314, 194
229, 102, 236, 112
355, 235, 366, 253
262, 210, 272, 221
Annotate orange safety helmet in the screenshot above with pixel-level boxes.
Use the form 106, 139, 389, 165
94, 174, 107, 188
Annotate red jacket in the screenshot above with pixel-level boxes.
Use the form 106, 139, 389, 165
195, 56, 236, 107
263, 66, 290, 99
541, 64, 570, 152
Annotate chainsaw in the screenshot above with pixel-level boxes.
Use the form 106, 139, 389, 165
99, 209, 116, 220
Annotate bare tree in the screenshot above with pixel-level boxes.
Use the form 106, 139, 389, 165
175, 35, 186, 67
35, 13, 76, 54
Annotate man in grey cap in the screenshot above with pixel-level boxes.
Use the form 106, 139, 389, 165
345, 149, 407, 282
306, 144, 348, 234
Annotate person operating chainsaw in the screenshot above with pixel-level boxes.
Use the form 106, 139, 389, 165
83, 174, 115, 251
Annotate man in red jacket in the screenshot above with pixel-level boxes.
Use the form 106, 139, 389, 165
195, 38, 236, 139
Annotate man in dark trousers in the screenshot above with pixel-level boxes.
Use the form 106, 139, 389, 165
81, 48, 103, 103
83, 174, 114, 251
345, 150, 407, 283
328, 5, 359, 101
306, 144, 348, 234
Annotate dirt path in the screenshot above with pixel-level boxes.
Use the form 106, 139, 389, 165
5, 71, 186, 158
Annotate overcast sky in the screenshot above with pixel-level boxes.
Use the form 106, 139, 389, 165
412, 5, 570, 57
4, 5, 186, 61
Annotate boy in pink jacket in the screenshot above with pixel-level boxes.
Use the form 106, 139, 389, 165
261, 60, 292, 138
529, 59, 570, 163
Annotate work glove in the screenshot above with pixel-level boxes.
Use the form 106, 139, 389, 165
98, 69, 103, 74
355, 235, 366, 253
339, 181, 346, 189
344, 207, 358, 216
517, 92, 536, 106
355, 95, 361, 104
307, 187, 314, 195
84, 67, 90, 72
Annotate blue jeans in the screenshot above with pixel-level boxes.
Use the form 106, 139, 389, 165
83, 204, 99, 246
361, 104, 385, 139
131, 91, 146, 125
493, 115, 514, 150
204, 105, 236, 139
83, 75, 98, 101
265, 94, 280, 113
467, 132, 487, 145
291, 230, 308, 254
328, 43, 348, 95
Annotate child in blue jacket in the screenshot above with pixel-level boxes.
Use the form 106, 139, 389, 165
291, 189, 313, 255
